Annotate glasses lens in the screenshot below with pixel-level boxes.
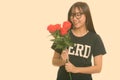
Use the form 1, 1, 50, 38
70, 12, 83, 19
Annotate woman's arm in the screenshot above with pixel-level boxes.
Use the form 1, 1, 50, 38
65, 55, 103, 74
52, 50, 69, 66
52, 51, 65, 66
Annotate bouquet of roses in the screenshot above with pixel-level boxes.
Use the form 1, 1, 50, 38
47, 21, 73, 80
47, 21, 73, 51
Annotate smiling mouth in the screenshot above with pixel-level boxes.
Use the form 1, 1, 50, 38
73, 21, 80, 24
73, 22, 79, 25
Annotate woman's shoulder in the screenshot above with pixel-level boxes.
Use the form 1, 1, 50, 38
89, 31, 100, 37
88, 32, 102, 40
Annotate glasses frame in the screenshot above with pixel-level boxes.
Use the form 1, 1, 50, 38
70, 12, 84, 19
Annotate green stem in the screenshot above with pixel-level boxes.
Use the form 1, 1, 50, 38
69, 72, 72, 80
66, 59, 72, 80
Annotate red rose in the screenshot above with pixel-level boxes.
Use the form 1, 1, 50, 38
47, 24, 56, 33
60, 27, 68, 36
47, 24, 61, 33
54, 24, 61, 30
63, 21, 71, 30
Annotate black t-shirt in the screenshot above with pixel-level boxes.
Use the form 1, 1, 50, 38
51, 30, 106, 80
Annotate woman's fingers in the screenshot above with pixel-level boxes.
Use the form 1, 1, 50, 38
65, 62, 71, 72
65, 62, 77, 73
61, 49, 69, 61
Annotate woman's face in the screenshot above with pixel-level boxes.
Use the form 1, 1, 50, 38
70, 7, 86, 29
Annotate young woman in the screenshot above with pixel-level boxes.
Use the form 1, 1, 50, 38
51, 2, 106, 80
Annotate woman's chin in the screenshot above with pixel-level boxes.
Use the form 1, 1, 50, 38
74, 25, 80, 29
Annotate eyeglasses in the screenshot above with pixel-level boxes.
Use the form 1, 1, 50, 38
70, 12, 84, 19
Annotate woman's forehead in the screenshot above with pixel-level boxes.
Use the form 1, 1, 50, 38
71, 7, 83, 13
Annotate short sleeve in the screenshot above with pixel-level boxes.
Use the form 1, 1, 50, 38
93, 34, 106, 57
51, 43, 62, 54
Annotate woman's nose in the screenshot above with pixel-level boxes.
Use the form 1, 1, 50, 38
72, 15, 77, 20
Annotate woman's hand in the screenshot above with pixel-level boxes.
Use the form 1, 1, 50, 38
65, 61, 78, 73
61, 49, 69, 62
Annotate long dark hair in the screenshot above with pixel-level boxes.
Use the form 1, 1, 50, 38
68, 2, 96, 33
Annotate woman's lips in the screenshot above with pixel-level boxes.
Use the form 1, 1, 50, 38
73, 21, 81, 25
73, 22, 79, 25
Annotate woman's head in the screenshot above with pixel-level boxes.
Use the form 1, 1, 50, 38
68, 2, 96, 33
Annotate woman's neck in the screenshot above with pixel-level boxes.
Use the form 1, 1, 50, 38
72, 26, 89, 37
